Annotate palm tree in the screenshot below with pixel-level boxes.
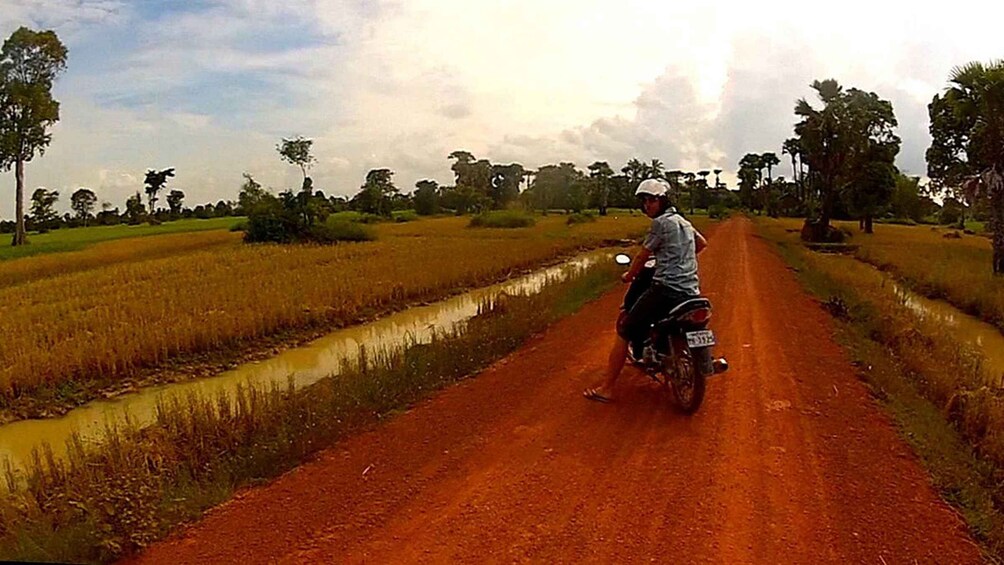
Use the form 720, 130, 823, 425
649, 159, 665, 180
621, 158, 647, 187
928, 61, 1004, 274
782, 138, 802, 198
713, 168, 723, 189
761, 152, 780, 185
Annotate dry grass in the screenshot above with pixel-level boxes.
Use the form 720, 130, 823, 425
0, 214, 653, 407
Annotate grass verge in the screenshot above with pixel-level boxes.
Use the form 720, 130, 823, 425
756, 219, 1004, 562
0, 259, 620, 563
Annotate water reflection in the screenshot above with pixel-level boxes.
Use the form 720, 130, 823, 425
892, 283, 1004, 386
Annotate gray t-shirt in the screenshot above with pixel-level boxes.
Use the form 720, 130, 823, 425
641, 208, 700, 296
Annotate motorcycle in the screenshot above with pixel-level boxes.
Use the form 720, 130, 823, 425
615, 252, 728, 414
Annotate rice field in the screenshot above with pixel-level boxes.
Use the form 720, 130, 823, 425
0, 214, 662, 409
848, 223, 1004, 330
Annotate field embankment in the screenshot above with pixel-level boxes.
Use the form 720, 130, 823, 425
0, 214, 656, 422
756, 217, 1004, 556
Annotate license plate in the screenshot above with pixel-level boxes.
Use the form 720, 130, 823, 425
686, 330, 716, 348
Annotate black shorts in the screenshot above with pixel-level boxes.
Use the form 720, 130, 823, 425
617, 283, 696, 342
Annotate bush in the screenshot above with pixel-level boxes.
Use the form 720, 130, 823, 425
939, 205, 963, 226
243, 192, 378, 244
310, 220, 377, 243
708, 204, 730, 220
468, 210, 536, 228
229, 220, 248, 232
566, 212, 596, 225
393, 210, 418, 223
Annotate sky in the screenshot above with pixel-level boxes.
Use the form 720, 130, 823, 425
1, 0, 1002, 218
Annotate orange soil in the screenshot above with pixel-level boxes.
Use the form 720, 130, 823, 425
132, 217, 980, 564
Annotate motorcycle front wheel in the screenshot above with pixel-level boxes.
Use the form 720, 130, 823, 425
666, 339, 706, 414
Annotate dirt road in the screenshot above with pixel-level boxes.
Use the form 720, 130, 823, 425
134, 217, 981, 564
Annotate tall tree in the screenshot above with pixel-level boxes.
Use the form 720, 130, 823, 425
761, 153, 780, 184
166, 189, 185, 217
0, 27, 68, 245
712, 168, 723, 189
70, 187, 97, 225
124, 191, 145, 225
490, 163, 525, 208
448, 151, 492, 203
621, 158, 649, 188
28, 187, 57, 231
277, 136, 316, 186
794, 79, 899, 233
587, 161, 614, 215
413, 179, 440, 215
352, 168, 398, 216
143, 168, 175, 215
738, 153, 763, 211
782, 138, 803, 195
928, 61, 1004, 274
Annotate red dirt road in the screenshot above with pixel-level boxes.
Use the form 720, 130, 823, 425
134, 217, 981, 564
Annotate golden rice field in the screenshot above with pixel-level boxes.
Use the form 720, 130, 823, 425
0, 214, 668, 406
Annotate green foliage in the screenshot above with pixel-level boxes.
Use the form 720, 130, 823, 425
70, 188, 97, 226
310, 219, 377, 242
0, 27, 68, 245
351, 168, 398, 217
928, 60, 1004, 274
708, 204, 730, 220
243, 184, 364, 245
794, 79, 900, 232
28, 188, 59, 232
566, 212, 596, 225
939, 199, 965, 226
143, 168, 175, 214
165, 190, 184, 216
124, 192, 146, 226
468, 210, 536, 228
413, 179, 440, 215
276, 136, 315, 181
393, 210, 418, 223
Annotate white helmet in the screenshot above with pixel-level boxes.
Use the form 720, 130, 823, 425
635, 178, 669, 197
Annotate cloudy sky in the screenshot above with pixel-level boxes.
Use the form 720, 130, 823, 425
1, 0, 1001, 217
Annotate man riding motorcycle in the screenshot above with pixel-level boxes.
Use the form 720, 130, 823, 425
583, 178, 708, 403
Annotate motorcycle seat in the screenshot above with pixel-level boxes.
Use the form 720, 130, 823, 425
652, 298, 712, 330
666, 297, 711, 318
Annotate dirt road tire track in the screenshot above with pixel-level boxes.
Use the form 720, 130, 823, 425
133, 217, 981, 564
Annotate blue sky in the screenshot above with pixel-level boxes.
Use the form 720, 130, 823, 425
2, 0, 1003, 218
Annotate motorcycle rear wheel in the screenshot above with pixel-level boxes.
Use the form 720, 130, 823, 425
667, 341, 706, 414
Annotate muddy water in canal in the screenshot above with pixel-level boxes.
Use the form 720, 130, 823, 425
0, 251, 609, 476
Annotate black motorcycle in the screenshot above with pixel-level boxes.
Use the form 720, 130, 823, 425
615, 253, 728, 414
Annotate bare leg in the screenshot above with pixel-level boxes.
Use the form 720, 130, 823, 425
586, 335, 628, 400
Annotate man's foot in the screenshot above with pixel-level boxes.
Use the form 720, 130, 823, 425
583, 387, 613, 403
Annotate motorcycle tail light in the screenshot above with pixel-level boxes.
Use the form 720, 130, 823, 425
684, 308, 711, 324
